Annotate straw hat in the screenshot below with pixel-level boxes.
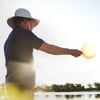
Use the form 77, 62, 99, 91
7, 8, 40, 28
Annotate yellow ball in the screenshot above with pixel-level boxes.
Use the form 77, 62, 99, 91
81, 43, 96, 59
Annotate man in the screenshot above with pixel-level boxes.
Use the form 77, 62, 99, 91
4, 8, 82, 100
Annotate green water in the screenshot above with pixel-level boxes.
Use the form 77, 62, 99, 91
0, 92, 100, 100
35, 92, 100, 100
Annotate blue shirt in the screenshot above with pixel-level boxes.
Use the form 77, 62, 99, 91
4, 26, 44, 65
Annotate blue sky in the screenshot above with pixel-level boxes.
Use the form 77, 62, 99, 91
0, 0, 100, 85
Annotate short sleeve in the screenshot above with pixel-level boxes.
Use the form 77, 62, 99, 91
28, 31, 44, 49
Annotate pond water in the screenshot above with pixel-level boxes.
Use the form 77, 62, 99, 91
35, 92, 100, 100
0, 91, 100, 100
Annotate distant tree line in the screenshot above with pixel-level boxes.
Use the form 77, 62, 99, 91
1, 82, 100, 95
35, 83, 100, 92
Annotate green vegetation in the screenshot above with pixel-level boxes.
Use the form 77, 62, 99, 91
35, 82, 100, 92
1, 82, 100, 93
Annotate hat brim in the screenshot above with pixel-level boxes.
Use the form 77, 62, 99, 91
7, 16, 40, 28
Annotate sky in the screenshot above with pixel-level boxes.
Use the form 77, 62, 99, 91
0, 0, 100, 86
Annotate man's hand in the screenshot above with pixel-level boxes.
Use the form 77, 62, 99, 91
68, 49, 82, 57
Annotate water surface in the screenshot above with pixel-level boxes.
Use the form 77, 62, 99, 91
35, 92, 100, 100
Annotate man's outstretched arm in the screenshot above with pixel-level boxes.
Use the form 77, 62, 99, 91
39, 42, 82, 57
